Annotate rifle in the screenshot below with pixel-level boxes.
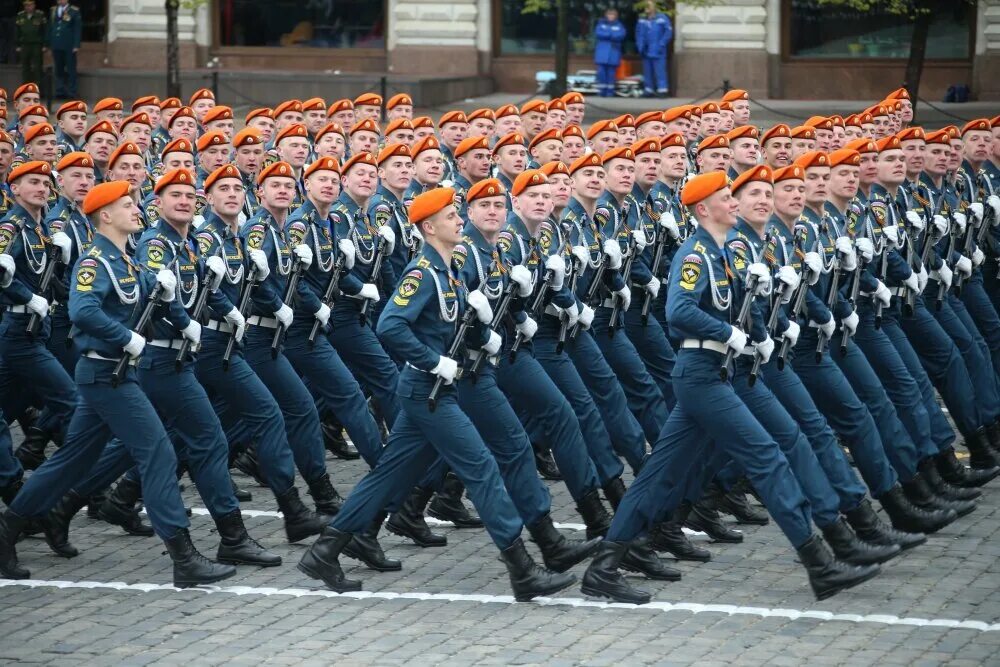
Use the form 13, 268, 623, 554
271, 259, 303, 359
359, 236, 386, 326
428, 306, 477, 412
641, 222, 672, 326
26, 245, 61, 337
307, 254, 346, 348
935, 212, 959, 310
556, 255, 581, 354
815, 250, 843, 362
839, 252, 869, 357
510, 268, 553, 362
468, 250, 513, 381
608, 226, 637, 339
174, 271, 213, 371
112, 255, 180, 387
749, 280, 788, 387
721, 272, 760, 382
222, 265, 258, 371
567, 245, 608, 343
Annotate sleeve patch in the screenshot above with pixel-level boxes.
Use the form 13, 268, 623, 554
452, 244, 468, 270
678, 260, 701, 291
75, 261, 97, 290
287, 221, 307, 247
0, 223, 15, 253
247, 224, 266, 250
196, 232, 214, 256
498, 231, 514, 254
374, 204, 391, 228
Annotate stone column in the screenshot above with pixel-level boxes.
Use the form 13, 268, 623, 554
387, 0, 482, 76
974, 0, 1000, 99
106, 0, 204, 70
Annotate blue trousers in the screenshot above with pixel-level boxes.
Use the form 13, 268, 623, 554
606, 350, 814, 548
938, 292, 1000, 423
331, 369, 522, 549
46, 308, 81, 375
596, 64, 617, 97
960, 272, 1000, 381
10, 360, 188, 540
623, 295, 677, 410
52, 48, 77, 96
329, 304, 401, 428
285, 320, 384, 467
0, 409, 20, 491
641, 56, 668, 93
591, 305, 669, 442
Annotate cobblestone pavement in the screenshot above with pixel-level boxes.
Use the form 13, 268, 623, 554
1, 444, 999, 666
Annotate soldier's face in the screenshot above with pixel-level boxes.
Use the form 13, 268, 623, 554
635, 153, 660, 188
356, 105, 380, 122
101, 195, 142, 235
387, 128, 415, 146
925, 144, 950, 177
697, 148, 729, 174
731, 138, 759, 168
235, 144, 265, 175
191, 99, 215, 122
278, 137, 310, 168
561, 136, 585, 163
513, 184, 553, 225
314, 132, 346, 160
617, 126, 637, 145
591, 131, 618, 155
791, 138, 815, 160
21, 115, 45, 130
458, 148, 491, 181
28, 136, 58, 162
948, 140, 963, 171
876, 150, 906, 186
86, 133, 117, 163
660, 146, 687, 181
773, 180, 805, 218
160, 107, 178, 128
844, 125, 862, 141
304, 110, 327, 135
701, 113, 721, 135
379, 156, 414, 193
57, 166, 95, 203
344, 163, 377, 200
470, 118, 495, 138
637, 120, 666, 139
414, 126, 435, 141
732, 101, 751, 125
545, 110, 567, 131
98, 110, 124, 131
718, 110, 735, 133
899, 99, 913, 123
495, 115, 522, 137
108, 155, 147, 188
415, 150, 444, 184
549, 173, 571, 208
531, 140, 563, 166
387, 105, 413, 121
158, 185, 196, 224
260, 177, 296, 210
858, 152, 878, 186
17, 94, 40, 111
170, 117, 198, 141
814, 129, 833, 151
566, 104, 585, 126
424, 205, 462, 246
699, 188, 738, 227
861, 123, 875, 138
828, 165, 859, 200
802, 167, 829, 206
331, 110, 355, 129
900, 140, 925, 175
522, 112, 545, 137
122, 123, 151, 153
963, 130, 991, 163
993, 127, 1000, 161
736, 182, 773, 226
495, 145, 527, 179
248, 117, 275, 143
831, 126, 846, 149
0, 142, 13, 173
872, 116, 890, 138
200, 144, 231, 172
138, 105, 161, 127
304, 171, 340, 206
350, 130, 379, 156
439, 122, 468, 149
12, 174, 50, 208
276, 111, 304, 131
207, 179, 247, 217
468, 196, 507, 234
764, 138, 792, 168
207, 119, 235, 141
59, 111, 88, 138
572, 166, 605, 200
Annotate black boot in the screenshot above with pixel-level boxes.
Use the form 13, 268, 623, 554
43, 491, 88, 558
575, 489, 612, 540
297, 526, 362, 592
428, 472, 482, 528
322, 418, 360, 460
902, 473, 974, 518
877, 484, 955, 534
964, 427, 1000, 470
275, 486, 328, 543
231, 477, 252, 502
215, 510, 281, 567
715, 479, 769, 525
527, 513, 601, 573
935, 447, 999, 487
820, 517, 900, 565
620, 538, 681, 580
532, 442, 562, 481
648, 503, 712, 562
602, 477, 627, 512
844, 498, 925, 551
98, 477, 154, 536
164, 528, 236, 588
797, 534, 880, 600
499, 537, 576, 602
232, 444, 267, 487
307, 474, 343, 516
919, 457, 981, 501
986, 418, 1000, 456
1, 477, 23, 507
684, 496, 742, 543
85, 489, 108, 519
0, 510, 30, 579
386, 486, 446, 547
580, 540, 651, 604
342, 513, 402, 572
14, 427, 50, 470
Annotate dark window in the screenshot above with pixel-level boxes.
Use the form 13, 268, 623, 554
498, 0, 638, 56
217, 0, 384, 48
0, 0, 106, 50
788, 0, 972, 59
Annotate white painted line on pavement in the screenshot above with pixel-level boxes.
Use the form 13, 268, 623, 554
1, 578, 996, 632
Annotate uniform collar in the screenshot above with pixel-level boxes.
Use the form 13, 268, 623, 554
462, 222, 494, 253
733, 217, 763, 242
420, 243, 451, 272
154, 219, 192, 244
453, 173, 472, 191
691, 224, 721, 250
505, 211, 532, 241
91, 233, 125, 261
375, 185, 400, 206
201, 211, 237, 238
768, 214, 795, 242
335, 190, 362, 216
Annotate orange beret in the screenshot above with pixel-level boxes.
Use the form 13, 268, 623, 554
700, 102, 720, 116
455, 135, 490, 158
301, 98, 326, 113
603, 146, 634, 163
961, 118, 991, 136
885, 87, 909, 101
167, 106, 196, 127
944, 125, 960, 139
93, 98, 124, 114
154, 168, 196, 194
438, 110, 468, 127
829, 115, 844, 127
7, 160, 51, 184
256, 161, 296, 186
924, 129, 952, 146
408, 187, 455, 224
493, 132, 526, 153
411, 135, 441, 157
159, 97, 182, 110
662, 106, 693, 123
761, 124, 791, 144
726, 125, 759, 142
845, 138, 877, 154
411, 116, 434, 129
790, 126, 816, 140
561, 124, 584, 140
772, 165, 805, 183
0, 130, 13, 146
680, 171, 728, 206
495, 104, 519, 119
991, 115, 1000, 128
131, 95, 159, 111
587, 119, 618, 140
107, 141, 143, 170
203, 164, 242, 190
245, 107, 273, 123
233, 127, 264, 149
539, 161, 570, 178
876, 136, 901, 152
56, 151, 94, 172
13, 83, 39, 100
377, 142, 412, 165
162, 137, 194, 155
386, 94, 413, 110
843, 114, 862, 128
528, 128, 562, 151
520, 100, 546, 115
384, 118, 414, 135
721, 89, 749, 103
273, 100, 303, 117
793, 151, 829, 170
561, 91, 585, 106
660, 132, 686, 149
696, 134, 730, 153
275, 123, 309, 144
467, 108, 496, 123
81, 180, 131, 215
314, 123, 345, 143
18, 104, 47, 120
196, 130, 228, 152
631, 138, 660, 155
188, 88, 215, 105
718, 101, 734, 112
85, 120, 118, 143
804, 116, 833, 131
56, 100, 87, 118
568, 153, 602, 175
467, 178, 505, 203
354, 93, 382, 107
547, 98, 567, 113
350, 118, 380, 136
342, 151, 377, 174
731, 165, 772, 193
827, 149, 861, 168
202, 105, 234, 124
304, 156, 341, 179
511, 169, 548, 196
635, 111, 664, 127
883, 99, 903, 113
614, 114, 635, 129
327, 99, 354, 116
22, 123, 54, 144
896, 127, 925, 143
865, 104, 888, 118
120, 111, 151, 129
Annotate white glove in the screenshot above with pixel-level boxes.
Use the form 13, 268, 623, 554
905, 210, 925, 232
467, 289, 493, 324
931, 262, 952, 289
603, 239, 623, 270
223, 307, 246, 342
338, 239, 356, 270
483, 330, 502, 356
631, 227, 647, 252
835, 237, 857, 271
293, 243, 313, 268
776, 265, 800, 292
577, 304, 594, 330
643, 277, 660, 298
377, 225, 396, 255
973, 247, 985, 267
509, 264, 532, 297
903, 271, 919, 293
883, 225, 900, 249
205, 255, 226, 291
545, 254, 566, 291
842, 310, 859, 336
803, 252, 822, 284
755, 336, 775, 364
124, 331, 146, 357
359, 283, 379, 301
782, 320, 800, 347
515, 316, 538, 341
809, 316, 836, 339
431, 355, 458, 385
747, 262, 771, 295
916, 264, 928, 293
614, 285, 632, 311
968, 202, 984, 223
855, 237, 874, 263
956, 254, 973, 278
248, 249, 270, 281
873, 280, 892, 307
658, 210, 680, 239
931, 214, 949, 237
274, 303, 293, 328
725, 326, 748, 354
50, 231, 72, 264
155, 269, 177, 302
987, 194, 1000, 220
180, 319, 201, 345
314, 303, 331, 327
952, 212, 967, 235
561, 302, 580, 328
571, 245, 590, 267
26, 293, 49, 318
0, 254, 14, 288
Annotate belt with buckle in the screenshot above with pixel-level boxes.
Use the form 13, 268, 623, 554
680, 339, 727, 354
247, 315, 279, 329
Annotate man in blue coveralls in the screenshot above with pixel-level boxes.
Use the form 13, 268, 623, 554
636, 1, 672, 98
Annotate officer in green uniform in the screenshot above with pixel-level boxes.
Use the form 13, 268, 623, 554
49, 0, 82, 98
15, 0, 46, 86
